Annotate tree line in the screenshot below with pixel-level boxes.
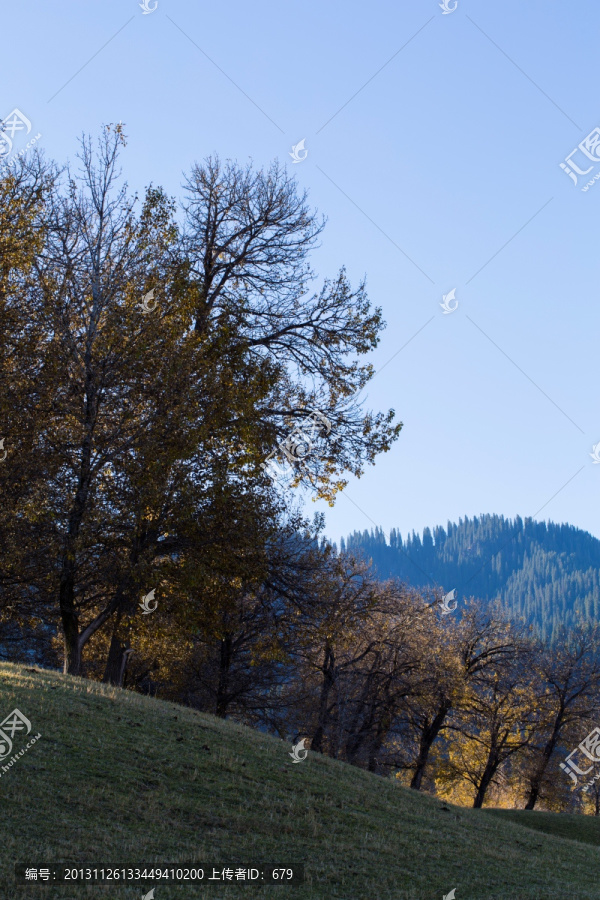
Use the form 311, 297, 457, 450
1, 129, 599, 814
344, 515, 600, 640
0, 124, 399, 680
158, 547, 600, 814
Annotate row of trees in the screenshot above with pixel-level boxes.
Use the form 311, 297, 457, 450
0, 126, 399, 683
2, 128, 599, 814
344, 516, 600, 639
163, 543, 600, 813
156, 542, 600, 813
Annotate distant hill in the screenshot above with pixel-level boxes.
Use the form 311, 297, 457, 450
3, 661, 600, 899
341, 515, 600, 640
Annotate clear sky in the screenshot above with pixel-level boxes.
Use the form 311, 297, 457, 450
3, 0, 599, 546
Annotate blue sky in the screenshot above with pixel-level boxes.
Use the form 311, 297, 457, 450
3, 0, 600, 546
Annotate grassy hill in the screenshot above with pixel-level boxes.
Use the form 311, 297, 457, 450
1, 663, 600, 900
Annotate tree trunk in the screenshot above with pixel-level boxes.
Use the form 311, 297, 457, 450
58, 381, 97, 675
102, 634, 134, 687
215, 634, 233, 718
60, 569, 82, 675
366, 691, 396, 773
344, 664, 379, 765
524, 715, 563, 810
473, 754, 499, 809
367, 712, 392, 773
311, 643, 335, 754
345, 696, 377, 766
410, 701, 451, 790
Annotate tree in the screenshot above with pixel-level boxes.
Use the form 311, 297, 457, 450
404, 616, 461, 791
28, 127, 186, 677
406, 600, 526, 792
340, 585, 431, 773
247, 544, 383, 752
181, 155, 401, 503
447, 623, 537, 808
523, 624, 600, 810
0, 129, 402, 686
0, 154, 59, 659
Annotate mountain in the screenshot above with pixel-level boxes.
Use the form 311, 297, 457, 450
341, 515, 600, 640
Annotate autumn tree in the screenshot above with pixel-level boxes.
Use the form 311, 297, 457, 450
401, 600, 529, 792
0, 154, 58, 659
0, 130, 401, 686
339, 585, 432, 773
522, 624, 600, 810
445, 620, 538, 808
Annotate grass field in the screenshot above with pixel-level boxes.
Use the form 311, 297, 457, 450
1, 661, 599, 900
486, 807, 600, 848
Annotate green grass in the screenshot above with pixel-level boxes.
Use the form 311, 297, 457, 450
1, 662, 600, 899
485, 807, 600, 847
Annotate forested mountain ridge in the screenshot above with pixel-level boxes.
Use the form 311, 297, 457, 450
341, 515, 600, 639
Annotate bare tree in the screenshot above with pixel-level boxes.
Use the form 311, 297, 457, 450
181, 155, 401, 502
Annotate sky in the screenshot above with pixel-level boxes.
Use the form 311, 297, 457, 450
2, 0, 599, 547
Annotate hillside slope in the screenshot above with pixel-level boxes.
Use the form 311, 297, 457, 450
343, 515, 600, 638
1, 662, 599, 900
